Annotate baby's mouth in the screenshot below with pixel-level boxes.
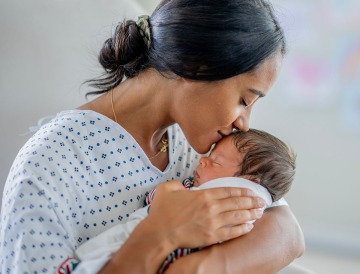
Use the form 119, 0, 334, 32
193, 171, 200, 186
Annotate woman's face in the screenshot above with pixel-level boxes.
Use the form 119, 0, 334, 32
173, 52, 282, 154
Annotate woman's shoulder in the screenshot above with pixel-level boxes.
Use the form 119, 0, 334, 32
54, 109, 117, 129
26, 109, 133, 148
7, 110, 133, 183
17, 110, 116, 154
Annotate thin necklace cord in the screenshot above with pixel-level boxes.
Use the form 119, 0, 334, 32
110, 89, 168, 159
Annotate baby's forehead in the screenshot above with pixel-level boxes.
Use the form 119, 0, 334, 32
210, 135, 238, 154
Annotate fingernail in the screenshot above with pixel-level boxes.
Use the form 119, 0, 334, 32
255, 209, 263, 218
255, 209, 264, 218
258, 198, 266, 207
246, 223, 254, 230
247, 189, 255, 196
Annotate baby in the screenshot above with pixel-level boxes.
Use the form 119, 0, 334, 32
142, 128, 296, 272
147, 128, 295, 204
61, 129, 296, 274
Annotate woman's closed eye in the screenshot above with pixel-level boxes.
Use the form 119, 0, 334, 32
240, 98, 248, 108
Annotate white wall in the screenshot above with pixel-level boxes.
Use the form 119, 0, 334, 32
1, 0, 359, 261
0, 0, 144, 192
252, 0, 360, 256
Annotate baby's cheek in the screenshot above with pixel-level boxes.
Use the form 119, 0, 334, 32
200, 172, 216, 185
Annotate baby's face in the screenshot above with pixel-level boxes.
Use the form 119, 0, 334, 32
193, 136, 244, 187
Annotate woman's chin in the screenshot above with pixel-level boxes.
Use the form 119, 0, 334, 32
192, 144, 212, 155
186, 132, 220, 154
192, 139, 217, 154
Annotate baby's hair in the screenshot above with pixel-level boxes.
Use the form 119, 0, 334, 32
232, 129, 296, 202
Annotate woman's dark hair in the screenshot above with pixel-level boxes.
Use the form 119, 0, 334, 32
232, 129, 296, 202
86, 0, 286, 96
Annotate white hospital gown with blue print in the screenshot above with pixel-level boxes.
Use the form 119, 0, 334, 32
0, 110, 200, 274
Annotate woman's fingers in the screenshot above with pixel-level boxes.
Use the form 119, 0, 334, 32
217, 223, 255, 242
194, 221, 256, 246
217, 195, 266, 212
148, 184, 266, 248
197, 190, 265, 216
218, 208, 264, 226
199, 186, 257, 200
156, 180, 186, 192
197, 208, 263, 245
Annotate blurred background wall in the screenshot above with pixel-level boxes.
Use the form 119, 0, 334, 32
1, 0, 359, 273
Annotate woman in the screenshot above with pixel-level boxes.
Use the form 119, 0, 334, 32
0, 0, 304, 273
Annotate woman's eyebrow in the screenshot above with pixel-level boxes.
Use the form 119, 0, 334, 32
249, 88, 265, 98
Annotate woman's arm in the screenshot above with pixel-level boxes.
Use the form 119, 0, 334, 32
165, 206, 304, 274
99, 217, 175, 273
98, 181, 265, 274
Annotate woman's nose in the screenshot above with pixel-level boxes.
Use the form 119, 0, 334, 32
233, 111, 250, 132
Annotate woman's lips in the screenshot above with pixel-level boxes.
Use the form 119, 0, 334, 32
216, 131, 224, 141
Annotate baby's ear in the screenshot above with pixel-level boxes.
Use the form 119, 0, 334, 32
240, 175, 261, 184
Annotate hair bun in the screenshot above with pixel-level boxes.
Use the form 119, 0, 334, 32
87, 20, 149, 94
98, 37, 119, 73
100, 20, 148, 73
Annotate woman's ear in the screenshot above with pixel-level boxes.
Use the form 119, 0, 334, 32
240, 175, 261, 184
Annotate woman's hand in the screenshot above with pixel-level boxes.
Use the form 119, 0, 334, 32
164, 206, 305, 274
100, 180, 266, 274
146, 180, 266, 250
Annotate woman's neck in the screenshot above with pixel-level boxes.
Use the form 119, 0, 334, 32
79, 69, 176, 170
113, 70, 174, 142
